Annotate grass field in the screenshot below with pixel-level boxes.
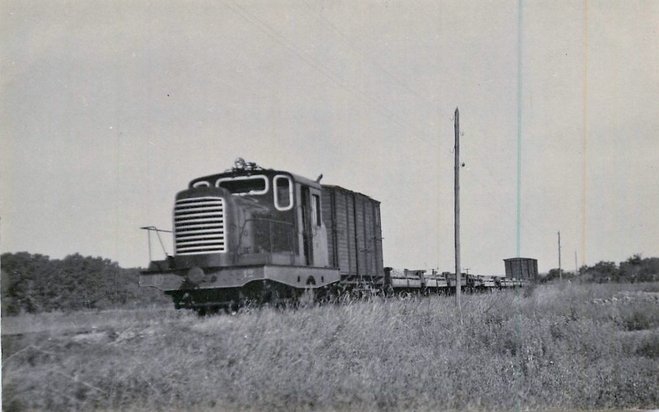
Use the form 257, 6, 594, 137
2, 282, 658, 411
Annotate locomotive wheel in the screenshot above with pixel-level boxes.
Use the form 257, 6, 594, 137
194, 305, 223, 316
298, 288, 316, 307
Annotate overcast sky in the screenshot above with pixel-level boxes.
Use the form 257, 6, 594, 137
2, 0, 658, 274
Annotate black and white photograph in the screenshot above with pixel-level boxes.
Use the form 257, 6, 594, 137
1, 1, 658, 410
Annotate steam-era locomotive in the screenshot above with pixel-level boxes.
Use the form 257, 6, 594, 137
140, 159, 528, 313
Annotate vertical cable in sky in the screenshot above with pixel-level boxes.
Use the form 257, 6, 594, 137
516, 0, 523, 258
581, 0, 589, 266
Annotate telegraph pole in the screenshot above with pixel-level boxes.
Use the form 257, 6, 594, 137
454, 107, 462, 316
557, 231, 562, 280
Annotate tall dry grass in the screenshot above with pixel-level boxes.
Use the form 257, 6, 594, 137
2, 282, 658, 411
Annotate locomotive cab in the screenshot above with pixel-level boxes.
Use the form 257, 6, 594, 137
140, 162, 340, 310
180, 169, 329, 268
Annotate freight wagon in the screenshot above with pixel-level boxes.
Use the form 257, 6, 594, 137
386, 269, 450, 294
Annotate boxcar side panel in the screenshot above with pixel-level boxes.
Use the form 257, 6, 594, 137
504, 257, 538, 280
362, 194, 374, 276
353, 193, 365, 276
361, 195, 371, 275
372, 203, 383, 276
321, 188, 353, 273
321, 185, 384, 280
321, 189, 336, 268
336, 190, 351, 272
346, 191, 357, 274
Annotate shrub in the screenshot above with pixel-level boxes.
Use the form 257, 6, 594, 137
1, 252, 169, 315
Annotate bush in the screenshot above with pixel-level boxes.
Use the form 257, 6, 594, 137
1, 252, 169, 315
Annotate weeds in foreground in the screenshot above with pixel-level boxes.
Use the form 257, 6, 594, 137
2, 283, 658, 411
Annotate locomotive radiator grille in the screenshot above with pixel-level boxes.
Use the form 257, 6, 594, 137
174, 196, 226, 255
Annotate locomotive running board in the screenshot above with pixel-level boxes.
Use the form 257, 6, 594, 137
140, 265, 340, 291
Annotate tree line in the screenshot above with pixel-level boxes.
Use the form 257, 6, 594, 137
1, 252, 169, 315
541, 254, 659, 284
2, 252, 657, 315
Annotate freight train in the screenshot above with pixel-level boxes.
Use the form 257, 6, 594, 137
140, 159, 528, 313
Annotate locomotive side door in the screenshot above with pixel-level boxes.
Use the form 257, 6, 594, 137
300, 185, 329, 267
300, 187, 313, 266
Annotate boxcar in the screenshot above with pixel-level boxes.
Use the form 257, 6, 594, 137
321, 185, 384, 286
504, 257, 538, 281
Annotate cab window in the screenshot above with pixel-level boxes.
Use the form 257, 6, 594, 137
216, 175, 269, 195
274, 175, 293, 211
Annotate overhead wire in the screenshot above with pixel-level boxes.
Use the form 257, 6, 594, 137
223, 0, 434, 145
459, 136, 545, 235
298, 0, 439, 109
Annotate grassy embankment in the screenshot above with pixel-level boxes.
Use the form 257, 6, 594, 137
2, 282, 658, 411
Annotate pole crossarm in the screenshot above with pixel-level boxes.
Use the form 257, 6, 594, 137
140, 226, 173, 233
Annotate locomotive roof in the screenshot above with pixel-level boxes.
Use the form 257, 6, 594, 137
190, 166, 378, 202
321, 184, 381, 204
190, 168, 322, 189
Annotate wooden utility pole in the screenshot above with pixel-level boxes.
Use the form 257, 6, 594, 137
575, 250, 578, 277
454, 107, 462, 314
558, 231, 562, 280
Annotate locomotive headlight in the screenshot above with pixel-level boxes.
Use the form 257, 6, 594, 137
187, 267, 205, 284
